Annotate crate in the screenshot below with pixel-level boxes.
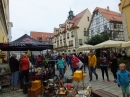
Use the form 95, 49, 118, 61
32, 80, 41, 89
28, 86, 42, 97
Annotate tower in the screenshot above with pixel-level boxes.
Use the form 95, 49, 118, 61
68, 10, 74, 20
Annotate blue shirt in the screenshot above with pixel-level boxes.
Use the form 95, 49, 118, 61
117, 70, 130, 86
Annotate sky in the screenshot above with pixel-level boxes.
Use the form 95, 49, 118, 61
9, 0, 120, 41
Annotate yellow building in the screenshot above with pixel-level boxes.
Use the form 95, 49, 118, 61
0, 0, 9, 63
119, 0, 130, 41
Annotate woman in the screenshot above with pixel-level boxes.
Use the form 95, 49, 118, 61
36, 55, 42, 67
18, 53, 29, 91
109, 53, 118, 83
71, 55, 79, 75
57, 55, 65, 78
98, 53, 110, 82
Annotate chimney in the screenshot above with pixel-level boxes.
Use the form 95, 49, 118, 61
107, 6, 109, 11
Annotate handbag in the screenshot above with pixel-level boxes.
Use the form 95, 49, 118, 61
76, 61, 83, 68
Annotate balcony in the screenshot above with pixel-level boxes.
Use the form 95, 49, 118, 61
79, 43, 83, 45
69, 44, 73, 47
67, 36, 69, 39
60, 39, 62, 41
57, 40, 59, 42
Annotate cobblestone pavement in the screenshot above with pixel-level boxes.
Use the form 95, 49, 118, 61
1, 67, 127, 97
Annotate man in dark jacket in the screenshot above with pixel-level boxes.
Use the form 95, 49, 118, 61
9, 53, 19, 90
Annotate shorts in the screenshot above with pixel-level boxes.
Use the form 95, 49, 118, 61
121, 86, 130, 94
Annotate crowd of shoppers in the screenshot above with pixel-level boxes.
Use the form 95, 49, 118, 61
8, 50, 130, 96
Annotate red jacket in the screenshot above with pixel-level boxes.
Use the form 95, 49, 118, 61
20, 57, 29, 71
71, 56, 79, 68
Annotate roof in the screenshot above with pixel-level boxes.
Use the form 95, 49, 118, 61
30, 31, 54, 42
94, 7, 122, 22
70, 8, 88, 28
59, 8, 88, 29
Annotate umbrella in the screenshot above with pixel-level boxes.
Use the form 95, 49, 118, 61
122, 41, 130, 48
93, 40, 125, 49
77, 44, 94, 51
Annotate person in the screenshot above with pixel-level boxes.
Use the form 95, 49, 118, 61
83, 53, 87, 73
109, 53, 118, 83
117, 63, 130, 97
36, 55, 42, 67
9, 53, 19, 90
71, 55, 79, 75
78, 54, 84, 70
57, 55, 65, 78
45, 55, 50, 68
98, 53, 110, 82
88, 51, 98, 81
17, 53, 29, 91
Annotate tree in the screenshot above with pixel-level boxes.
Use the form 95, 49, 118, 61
86, 33, 109, 45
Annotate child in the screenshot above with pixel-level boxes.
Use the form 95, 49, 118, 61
117, 63, 130, 97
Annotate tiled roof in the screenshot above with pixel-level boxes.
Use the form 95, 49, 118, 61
94, 7, 122, 22
70, 8, 88, 28
30, 31, 54, 42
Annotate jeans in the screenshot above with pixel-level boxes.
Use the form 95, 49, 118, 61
20, 70, 29, 89
83, 63, 86, 71
11, 71, 19, 87
89, 66, 98, 80
100, 66, 109, 80
59, 68, 64, 78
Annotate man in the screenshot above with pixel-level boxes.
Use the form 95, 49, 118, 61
9, 53, 19, 90
88, 51, 98, 81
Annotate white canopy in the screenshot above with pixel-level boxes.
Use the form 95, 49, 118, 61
77, 44, 94, 51
93, 40, 125, 49
122, 41, 130, 48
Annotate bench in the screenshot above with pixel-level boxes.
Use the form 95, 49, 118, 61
92, 89, 119, 97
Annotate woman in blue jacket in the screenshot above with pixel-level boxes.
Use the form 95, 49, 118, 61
57, 55, 65, 78
117, 63, 130, 97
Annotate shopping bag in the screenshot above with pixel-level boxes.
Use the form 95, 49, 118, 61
76, 61, 83, 68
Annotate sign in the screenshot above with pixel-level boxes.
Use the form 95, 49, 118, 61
9, 43, 26, 47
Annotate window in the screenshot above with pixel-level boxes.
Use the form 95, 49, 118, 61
95, 11, 98, 15
104, 25, 107, 30
46, 37, 50, 41
87, 17, 89, 21
91, 30, 94, 35
71, 31, 74, 36
63, 34, 66, 39
97, 27, 100, 33
79, 39, 82, 44
96, 18, 100, 24
60, 36, 62, 40
67, 33, 69, 37
70, 40, 73, 45
84, 31, 87, 36
37, 37, 42, 42
114, 24, 117, 29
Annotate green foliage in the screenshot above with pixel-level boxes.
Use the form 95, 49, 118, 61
86, 33, 109, 45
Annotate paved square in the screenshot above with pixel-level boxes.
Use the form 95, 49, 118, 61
1, 67, 128, 97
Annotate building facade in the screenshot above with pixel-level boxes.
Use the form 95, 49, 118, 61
30, 31, 54, 44
119, 0, 130, 41
88, 7, 124, 41
52, 9, 91, 53
0, 0, 10, 63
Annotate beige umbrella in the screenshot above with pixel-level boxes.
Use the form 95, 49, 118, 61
93, 40, 125, 49
77, 44, 94, 51
122, 41, 130, 48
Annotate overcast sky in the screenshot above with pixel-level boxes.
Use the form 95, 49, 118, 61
9, 0, 120, 41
